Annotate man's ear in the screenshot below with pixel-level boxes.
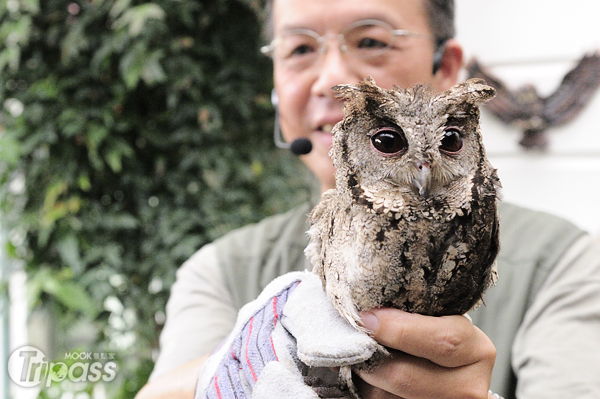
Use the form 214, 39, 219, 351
432, 39, 463, 92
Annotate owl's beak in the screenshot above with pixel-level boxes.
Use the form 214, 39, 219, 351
412, 162, 430, 197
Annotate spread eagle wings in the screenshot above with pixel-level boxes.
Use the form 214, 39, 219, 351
466, 52, 600, 149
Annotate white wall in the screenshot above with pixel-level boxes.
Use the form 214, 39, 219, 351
455, 0, 600, 235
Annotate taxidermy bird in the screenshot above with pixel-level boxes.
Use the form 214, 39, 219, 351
466, 52, 600, 150
305, 78, 501, 397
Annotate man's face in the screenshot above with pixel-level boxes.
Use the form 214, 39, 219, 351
271, 0, 459, 191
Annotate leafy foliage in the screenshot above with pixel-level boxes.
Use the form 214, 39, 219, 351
0, 0, 311, 397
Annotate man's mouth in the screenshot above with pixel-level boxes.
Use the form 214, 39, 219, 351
317, 124, 334, 134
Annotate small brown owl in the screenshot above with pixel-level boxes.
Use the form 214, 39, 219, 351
305, 78, 501, 397
306, 77, 501, 334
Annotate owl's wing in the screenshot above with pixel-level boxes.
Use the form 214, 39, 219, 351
305, 190, 338, 277
432, 193, 500, 316
543, 52, 600, 126
465, 59, 531, 124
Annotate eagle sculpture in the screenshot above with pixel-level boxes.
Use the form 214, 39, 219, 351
466, 52, 600, 150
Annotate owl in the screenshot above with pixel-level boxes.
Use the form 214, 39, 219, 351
305, 77, 501, 335
304, 78, 500, 397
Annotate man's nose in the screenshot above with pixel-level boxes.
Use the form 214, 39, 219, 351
310, 43, 362, 99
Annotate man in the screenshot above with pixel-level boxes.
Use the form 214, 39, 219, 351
137, 1, 600, 398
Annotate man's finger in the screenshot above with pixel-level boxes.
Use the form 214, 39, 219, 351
360, 308, 495, 368
356, 349, 492, 399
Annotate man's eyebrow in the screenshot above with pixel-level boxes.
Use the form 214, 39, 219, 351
274, 16, 320, 32
275, 16, 409, 35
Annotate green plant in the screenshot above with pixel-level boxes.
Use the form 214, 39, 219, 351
0, 0, 311, 397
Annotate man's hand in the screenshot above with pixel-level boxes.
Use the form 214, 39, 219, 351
355, 308, 496, 399
135, 356, 207, 399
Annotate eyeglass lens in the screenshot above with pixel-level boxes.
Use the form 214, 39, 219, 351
274, 21, 412, 67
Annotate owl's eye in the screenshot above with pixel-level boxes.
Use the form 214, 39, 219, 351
440, 127, 463, 154
371, 128, 408, 155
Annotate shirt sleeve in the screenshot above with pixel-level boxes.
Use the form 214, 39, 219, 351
149, 243, 237, 380
512, 236, 600, 398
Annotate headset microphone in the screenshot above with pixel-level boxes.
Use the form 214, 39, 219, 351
288, 138, 313, 155
272, 90, 313, 155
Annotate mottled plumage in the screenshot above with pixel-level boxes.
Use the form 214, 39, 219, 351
304, 78, 501, 398
306, 77, 501, 333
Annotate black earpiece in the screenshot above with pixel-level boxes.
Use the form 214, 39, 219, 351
432, 39, 448, 74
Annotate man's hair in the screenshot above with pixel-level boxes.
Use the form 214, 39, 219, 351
262, 0, 455, 42
425, 0, 455, 42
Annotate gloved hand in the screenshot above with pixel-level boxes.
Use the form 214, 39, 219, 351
196, 271, 380, 399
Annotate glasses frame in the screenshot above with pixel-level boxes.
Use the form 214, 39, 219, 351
261, 18, 434, 62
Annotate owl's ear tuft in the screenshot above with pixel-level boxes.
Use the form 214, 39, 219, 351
333, 76, 384, 102
438, 78, 496, 106
333, 77, 388, 116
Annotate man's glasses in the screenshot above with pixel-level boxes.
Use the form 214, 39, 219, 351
261, 19, 434, 69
